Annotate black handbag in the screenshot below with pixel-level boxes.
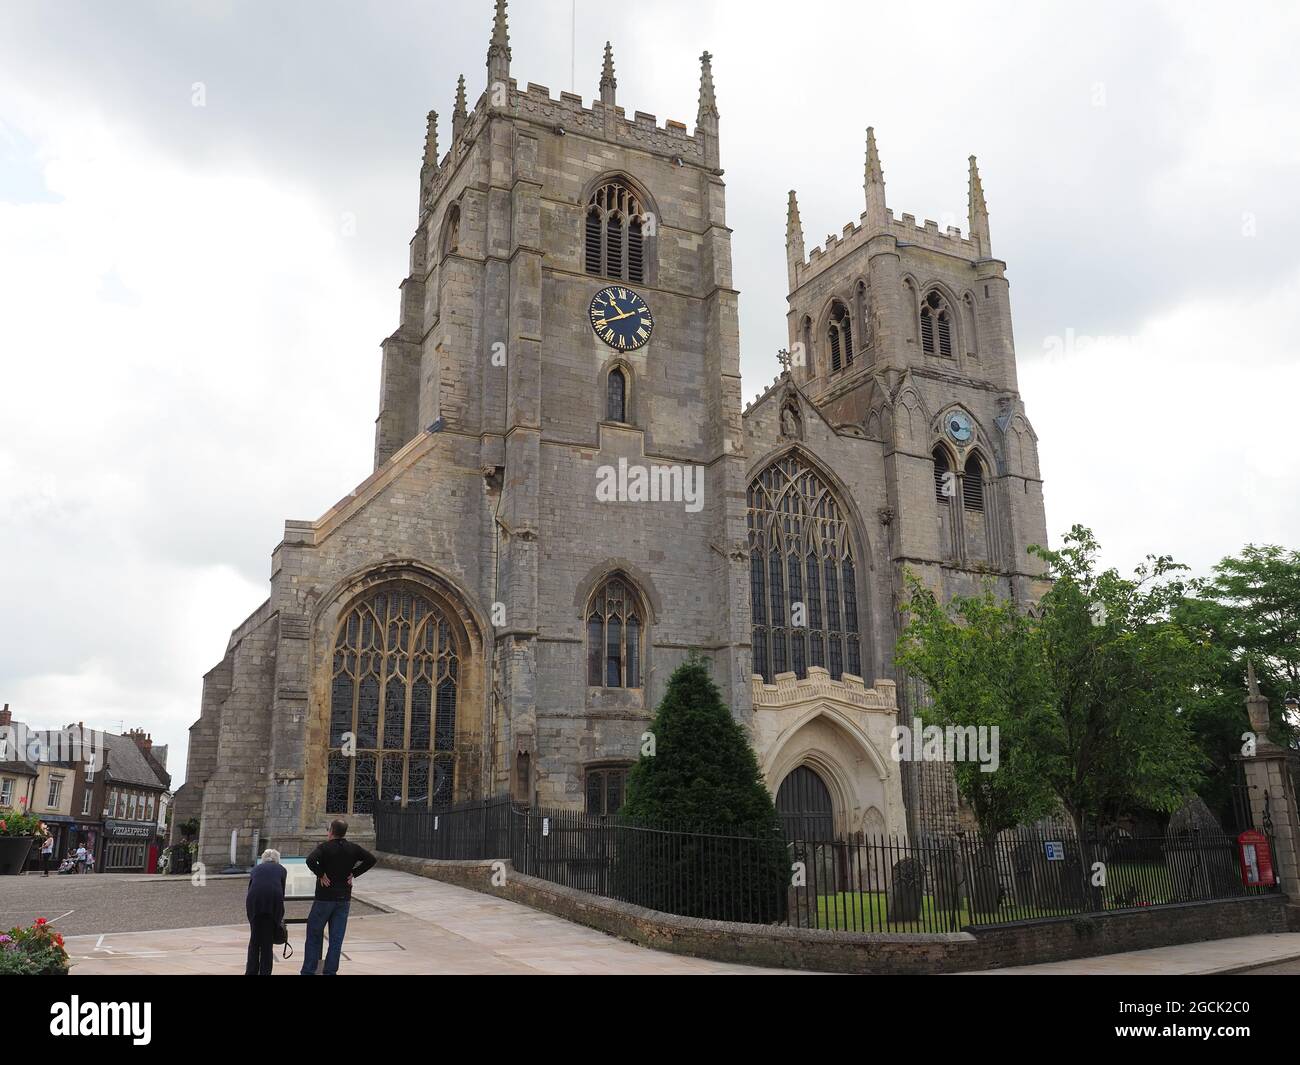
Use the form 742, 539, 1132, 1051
273, 921, 288, 945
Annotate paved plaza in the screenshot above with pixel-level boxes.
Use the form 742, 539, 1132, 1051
53, 868, 799, 975
0, 871, 380, 936
8, 868, 1300, 975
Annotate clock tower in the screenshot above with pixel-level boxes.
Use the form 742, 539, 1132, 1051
372, 3, 749, 807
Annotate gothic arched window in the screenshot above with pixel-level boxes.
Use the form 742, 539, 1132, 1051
586, 575, 643, 689
584, 179, 649, 284
606, 366, 628, 423
921, 290, 953, 357
748, 454, 862, 683
827, 301, 853, 373
326, 586, 460, 815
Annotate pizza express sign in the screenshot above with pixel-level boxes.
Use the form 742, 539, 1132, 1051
104, 820, 154, 839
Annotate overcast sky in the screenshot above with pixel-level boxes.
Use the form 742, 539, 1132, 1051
1, 0, 1296, 785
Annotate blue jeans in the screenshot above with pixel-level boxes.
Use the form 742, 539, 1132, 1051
300, 900, 351, 975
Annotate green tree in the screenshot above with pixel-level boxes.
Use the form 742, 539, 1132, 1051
1178, 545, 1300, 824
617, 655, 786, 921
1030, 526, 1211, 839
896, 575, 1057, 845
897, 526, 1213, 845
621, 656, 782, 833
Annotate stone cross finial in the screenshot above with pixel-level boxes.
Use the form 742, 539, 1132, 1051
777, 349, 792, 372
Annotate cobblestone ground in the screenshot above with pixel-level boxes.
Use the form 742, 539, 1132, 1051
0, 873, 381, 936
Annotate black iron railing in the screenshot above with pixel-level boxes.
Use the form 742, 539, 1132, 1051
373, 798, 1277, 933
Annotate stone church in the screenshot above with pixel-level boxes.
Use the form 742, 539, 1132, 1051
175, 0, 1049, 867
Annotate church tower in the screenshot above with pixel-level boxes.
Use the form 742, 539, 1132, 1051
747, 129, 1049, 836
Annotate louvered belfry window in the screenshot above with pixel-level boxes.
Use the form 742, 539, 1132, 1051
963, 453, 985, 512
921, 290, 953, 357
933, 446, 952, 503
584, 179, 648, 283
327, 586, 459, 814
748, 454, 862, 683
827, 301, 853, 373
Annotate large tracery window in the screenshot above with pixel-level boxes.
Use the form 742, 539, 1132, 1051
586, 575, 643, 688
584, 179, 648, 284
748, 454, 862, 683
327, 587, 459, 814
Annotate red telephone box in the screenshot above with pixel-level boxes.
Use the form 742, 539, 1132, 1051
1237, 829, 1276, 887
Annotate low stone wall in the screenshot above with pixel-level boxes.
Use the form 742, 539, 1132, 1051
375, 852, 1288, 974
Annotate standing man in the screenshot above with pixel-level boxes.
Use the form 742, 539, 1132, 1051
74, 842, 87, 874
300, 819, 376, 976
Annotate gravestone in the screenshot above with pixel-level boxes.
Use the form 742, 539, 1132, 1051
888, 857, 923, 923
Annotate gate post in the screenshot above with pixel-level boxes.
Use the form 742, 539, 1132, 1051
1239, 663, 1300, 897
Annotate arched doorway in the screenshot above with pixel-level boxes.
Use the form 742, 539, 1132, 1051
776, 765, 835, 841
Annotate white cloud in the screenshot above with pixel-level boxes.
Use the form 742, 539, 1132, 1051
0, 92, 383, 782
1023, 270, 1300, 576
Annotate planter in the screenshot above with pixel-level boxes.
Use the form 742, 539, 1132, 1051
0, 837, 36, 875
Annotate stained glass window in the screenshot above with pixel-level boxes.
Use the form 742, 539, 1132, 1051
748, 454, 863, 683
327, 586, 461, 813
586, 575, 644, 689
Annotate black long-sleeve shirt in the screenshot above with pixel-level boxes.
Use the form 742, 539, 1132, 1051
304, 838, 377, 901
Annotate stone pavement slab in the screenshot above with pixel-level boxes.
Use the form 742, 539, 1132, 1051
967, 932, 1300, 975
62, 868, 807, 975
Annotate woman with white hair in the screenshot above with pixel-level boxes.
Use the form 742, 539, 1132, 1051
245, 848, 287, 976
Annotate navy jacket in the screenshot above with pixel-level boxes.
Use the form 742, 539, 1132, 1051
304, 838, 376, 901
246, 861, 287, 923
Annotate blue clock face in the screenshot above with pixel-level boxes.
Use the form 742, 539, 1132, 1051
590, 286, 653, 352
946, 411, 973, 443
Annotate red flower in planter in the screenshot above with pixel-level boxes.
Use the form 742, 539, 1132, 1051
35, 917, 47, 926
0, 821, 6, 833
18, 796, 27, 807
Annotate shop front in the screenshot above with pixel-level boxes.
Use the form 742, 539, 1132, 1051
102, 819, 156, 872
